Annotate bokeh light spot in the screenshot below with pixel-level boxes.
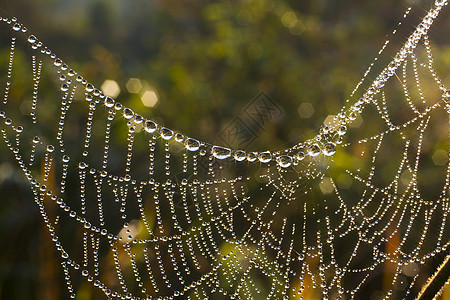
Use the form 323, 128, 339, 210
298, 102, 314, 119
141, 90, 159, 107
101, 79, 120, 98
126, 78, 142, 94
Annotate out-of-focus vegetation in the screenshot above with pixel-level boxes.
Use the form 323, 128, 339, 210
0, 0, 449, 299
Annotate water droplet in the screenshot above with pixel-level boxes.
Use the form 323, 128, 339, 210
258, 151, 272, 163
114, 102, 122, 110
185, 138, 200, 151
134, 115, 144, 124
234, 150, 246, 161
181, 179, 188, 185
247, 152, 258, 162
78, 162, 87, 169
54, 58, 62, 67
443, 89, 450, 98
307, 144, 321, 157
144, 120, 157, 133
277, 155, 292, 168
62, 155, 70, 163
28, 35, 37, 44
86, 83, 94, 93
32, 136, 40, 144
61, 84, 69, 92
12, 23, 21, 31
123, 108, 134, 119
337, 125, 347, 136
212, 146, 231, 160
104, 97, 114, 108
322, 142, 336, 156
295, 151, 305, 161
160, 127, 174, 140
4, 118, 11, 125
175, 133, 184, 142
46, 145, 55, 152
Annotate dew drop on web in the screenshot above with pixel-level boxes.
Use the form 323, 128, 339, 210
295, 151, 305, 161
144, 120, 157, 133
61, 84, 69, 92
322, 142, 336, 156
277, 155, 292, 168
175, 133, 184, 142
160, 127, 174, 140
258, 151, 272, 163
28, 35, 36, 44
247, 152, 258, 162
12, 23, 21, 31
234, 150, 246, 161
212, 146, 231, 160
184, 138, 200, 151
307, 144, 321, 157
123, 108, 134, 119
337, 125, 347, 136
104, 97, 115, 108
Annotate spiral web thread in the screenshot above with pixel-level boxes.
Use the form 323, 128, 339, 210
0, 1, 449, 299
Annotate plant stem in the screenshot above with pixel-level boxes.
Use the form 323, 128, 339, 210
415, 254, 450, 300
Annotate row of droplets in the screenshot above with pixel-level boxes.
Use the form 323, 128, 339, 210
123, 105, 341, 168
7, 16, 345, 169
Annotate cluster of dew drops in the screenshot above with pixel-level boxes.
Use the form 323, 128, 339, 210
97, 102, 347, 169
5, 0, 450, 167
120, 105, 346, 169
6, 15, 355, 171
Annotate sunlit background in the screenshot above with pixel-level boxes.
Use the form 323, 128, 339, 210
0, 0, 449, 299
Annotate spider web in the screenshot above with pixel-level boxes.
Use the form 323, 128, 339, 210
0, 1, 449, 299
